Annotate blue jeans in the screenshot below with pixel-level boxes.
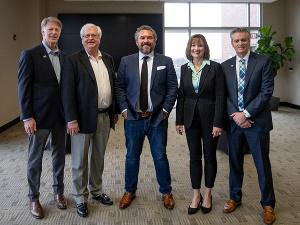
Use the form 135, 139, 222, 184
124, 118, 172, 194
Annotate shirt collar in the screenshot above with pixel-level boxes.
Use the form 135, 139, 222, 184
139, 51, 154, 60
42, 41, 59, 54
187, 59, 210, 73
86, 50, 102, 60
236, 51, 250, 62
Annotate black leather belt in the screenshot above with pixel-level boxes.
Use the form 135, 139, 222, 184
137, 111, 153, 118
98, 108, 109, 113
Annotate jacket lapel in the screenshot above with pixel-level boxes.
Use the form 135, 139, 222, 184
244, 52, 256, 89
184, 66, 195, 94
79, 50, 96, 82
150, 53, 158, 89
39, 44, 58, 82
227, 57, 238, 104
197, 64, 210, 96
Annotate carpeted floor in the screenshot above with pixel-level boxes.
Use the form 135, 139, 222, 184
0, 107, 299, 225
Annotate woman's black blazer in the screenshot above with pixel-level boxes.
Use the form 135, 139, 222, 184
176, 60, 226, 130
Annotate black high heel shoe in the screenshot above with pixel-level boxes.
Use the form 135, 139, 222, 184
188, 194, 202, 215
201, 195, 212, 214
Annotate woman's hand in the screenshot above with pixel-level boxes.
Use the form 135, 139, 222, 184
212, 127, 223, 138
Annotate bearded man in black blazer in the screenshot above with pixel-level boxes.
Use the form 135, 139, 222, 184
61, 23, 117, 217
222, 28, 276, 225
18, 17, 67, 219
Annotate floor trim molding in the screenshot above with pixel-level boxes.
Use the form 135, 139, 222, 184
0, 117, 20, 133
280, 102, 300, 110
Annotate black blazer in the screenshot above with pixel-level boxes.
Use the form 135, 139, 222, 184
18, 44, 66, 129
176, 60, 226, 130
61, 50, 117, 133
222, 52, 274, 133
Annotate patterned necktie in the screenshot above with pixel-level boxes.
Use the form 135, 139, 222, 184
140, 56, 149, 112
238, 58, 246, 111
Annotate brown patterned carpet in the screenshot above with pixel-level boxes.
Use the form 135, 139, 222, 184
0, 107, 299, 225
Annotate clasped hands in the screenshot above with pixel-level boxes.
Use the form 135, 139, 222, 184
231, 112, 254, 128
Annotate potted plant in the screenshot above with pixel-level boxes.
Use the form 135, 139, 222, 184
255, 25, 295, 110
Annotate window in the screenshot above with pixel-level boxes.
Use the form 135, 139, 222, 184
164, 3, 261, 79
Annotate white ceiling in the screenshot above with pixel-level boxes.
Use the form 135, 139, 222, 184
64, 0, 278, 2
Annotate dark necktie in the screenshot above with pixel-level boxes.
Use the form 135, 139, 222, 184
140, 56, 149, 112
238, 58, 246, 111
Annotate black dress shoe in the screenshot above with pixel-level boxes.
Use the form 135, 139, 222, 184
76, 203, 88, 217
201, 196, 212, 214
188, 195, 202, 215
92, 193, 113, 205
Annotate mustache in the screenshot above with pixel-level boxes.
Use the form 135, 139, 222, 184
142, 42, 152, 47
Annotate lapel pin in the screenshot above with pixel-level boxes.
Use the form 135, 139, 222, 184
42, 55, 47, 58
230, 64, 234, 67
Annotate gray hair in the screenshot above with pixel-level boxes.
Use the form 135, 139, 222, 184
41, 17, 62, 30
80, 23, 102, 39
230, 27, 251, 40
134, 25, 157, 41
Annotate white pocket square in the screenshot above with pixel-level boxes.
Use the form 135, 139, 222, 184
157, 66, 166, 70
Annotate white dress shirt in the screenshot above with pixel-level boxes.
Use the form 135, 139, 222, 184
87, 50, 112, 109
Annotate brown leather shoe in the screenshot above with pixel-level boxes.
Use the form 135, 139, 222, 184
30, 200, 44, 219
223, 199, 241, 213
54, 194, 67, 209
263, 206, 276, 224
119, 192, 135, 209
162, 193, 175, 210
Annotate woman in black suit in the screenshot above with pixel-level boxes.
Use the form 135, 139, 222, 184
176, 34, 226, 214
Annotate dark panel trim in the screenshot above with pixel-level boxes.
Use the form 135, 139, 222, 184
280, 102, 300, 110
0, 117, 20, 133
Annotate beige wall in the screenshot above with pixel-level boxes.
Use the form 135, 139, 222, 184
262, 0, 300, 105
0, 0, 45, 127
285, 0, 300, 105
45, 0, 163, 15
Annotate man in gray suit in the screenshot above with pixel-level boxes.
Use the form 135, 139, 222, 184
116, 25, 178, 210
62, 23, 117, 217
222, 28, 276, 225
18, 17, 67, 219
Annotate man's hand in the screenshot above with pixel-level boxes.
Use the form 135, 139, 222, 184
121, 110, 128, 119
163, 110, 169, 119
239, 119, 254, 128
231, 112, 247, 126
231, 112, 254, 128
67, 121, 80, 136
23, 118, 37, 135
176, 125, 184, 135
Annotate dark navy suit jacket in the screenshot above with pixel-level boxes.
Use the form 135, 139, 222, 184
18, 44, 66, 129
116, 52, 178, 127
222, 52, 274, 133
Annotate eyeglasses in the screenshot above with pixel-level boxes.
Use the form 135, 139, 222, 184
83, 33, 98, 39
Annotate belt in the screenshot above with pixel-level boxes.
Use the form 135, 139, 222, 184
98, 108, 109, 113
137, 111, 153, 118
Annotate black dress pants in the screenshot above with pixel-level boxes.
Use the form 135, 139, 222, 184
185, 114, 218, 189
